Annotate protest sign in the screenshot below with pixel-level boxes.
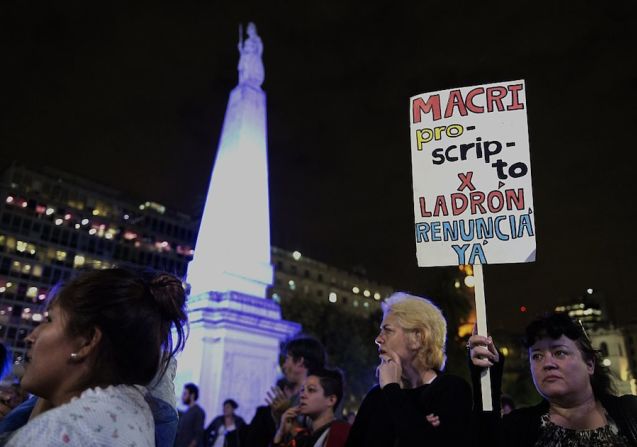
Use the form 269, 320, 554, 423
409, 80, 535, 267
409, 80, 536, 410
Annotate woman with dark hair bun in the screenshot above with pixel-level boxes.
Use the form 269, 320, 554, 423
5, 268, 188, 447
469, 312, 637, 446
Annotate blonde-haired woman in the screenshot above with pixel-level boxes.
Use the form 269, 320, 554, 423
345, 293, 472, 447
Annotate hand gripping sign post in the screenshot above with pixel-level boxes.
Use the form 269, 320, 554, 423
409, 80, 536, 411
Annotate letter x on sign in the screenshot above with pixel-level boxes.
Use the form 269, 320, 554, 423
457, 172, 476, 191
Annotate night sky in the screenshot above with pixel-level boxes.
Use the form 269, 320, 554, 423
2, 3, 636, 331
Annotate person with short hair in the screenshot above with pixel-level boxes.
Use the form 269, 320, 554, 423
470, 312, 637, 446
240, 336, 327, 447
175, 383, 206, 447
4, 268, 188, 447
205, 398, 245, 447
274, 368, 350, 447
346, 292, 473, 447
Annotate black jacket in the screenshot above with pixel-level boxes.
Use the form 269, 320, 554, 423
205, 415, 246, 447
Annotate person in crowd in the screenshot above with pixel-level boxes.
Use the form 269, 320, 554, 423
0, 356, 180, 446
243, 336, 327, 447
469, 312, 637, 446
175, 383, 206, 447
205, 399, 245, 447
500, 394, 515, 416
240, 378, 295, 447
4, 268, 187, 447
346, 292, 473, 447
274, 368, 350, 447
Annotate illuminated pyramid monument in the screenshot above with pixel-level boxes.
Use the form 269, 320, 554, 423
177, 23, 300, 422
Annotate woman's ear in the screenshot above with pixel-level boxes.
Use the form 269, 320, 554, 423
72, 327, 102, 361
408, 330, 424, 350
585, 357, 595, 375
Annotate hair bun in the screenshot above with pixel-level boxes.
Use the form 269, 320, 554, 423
146, 272, 188, 357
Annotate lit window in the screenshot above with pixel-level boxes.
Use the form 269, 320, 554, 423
353, 300, 359, 307
74, 224, 80, 229
55, 251, 67, 261
374, 292, 381, 300
11, 261, 20, 272
26, 287, 37, 298
5, 196, 13, 204
124, 214, 130, 220
16, 241, 27, 252
92, 209, 100, 216
454, 280, 461, 289
288, 280, 296, 290
328, 292, 337, 303
363, 290, 371, 297
54, 218, 63, 225
32, 313, 43, 322
81, 218, 89, 225
292, 251, 302, 261
88, 228, 97, 235
64, 214, 71, 220
352, 286, 360, 294
464, 275, 475, 288
0, 287, 5, 293
45, 207, 55, 215
22, 264, 31, 274
272, 293, 281, 303
364, 302, 369, 308
602, 358, 612, 367
32, 265, 43, 277
74, 255, 85, 267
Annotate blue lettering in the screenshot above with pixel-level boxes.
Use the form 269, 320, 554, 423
415, 223, 430, 242
442, 221, 458, 241
459, 219, 475, 241
475, 217, 494, 239
518, 214, 535, 238
494, 216, 509, 241
431, 222, 442, 241
452, 244, 470, 264
468, 243, 487, 264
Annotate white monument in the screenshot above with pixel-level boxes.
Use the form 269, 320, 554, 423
177, 22, 300, 423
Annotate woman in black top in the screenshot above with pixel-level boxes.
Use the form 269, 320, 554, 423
346, 292, 473, 447
469, 312, 637, 446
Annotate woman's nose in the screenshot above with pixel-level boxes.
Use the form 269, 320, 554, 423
542, 354, 557, 369
24, 323, 42, 344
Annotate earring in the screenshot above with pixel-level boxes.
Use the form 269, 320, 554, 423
70, 353, 79, 361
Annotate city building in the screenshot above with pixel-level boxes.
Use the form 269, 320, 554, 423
269, 247, 394, 314
554, 289, 609, 331
589, 326, 635, 395
0, 163, 198, 363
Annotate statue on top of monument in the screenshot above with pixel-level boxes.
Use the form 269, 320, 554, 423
238, 22, 264, 88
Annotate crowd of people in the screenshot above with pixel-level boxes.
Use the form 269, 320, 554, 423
0, 267, 636, 446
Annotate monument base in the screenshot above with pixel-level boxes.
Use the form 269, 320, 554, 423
174, 290, 300, 424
